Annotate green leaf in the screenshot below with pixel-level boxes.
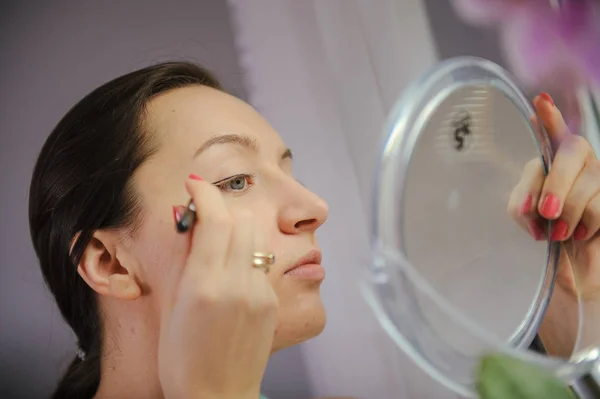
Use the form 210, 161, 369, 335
476, 353, 574, 399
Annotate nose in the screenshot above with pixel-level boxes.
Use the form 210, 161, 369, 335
277, 182, 328, 235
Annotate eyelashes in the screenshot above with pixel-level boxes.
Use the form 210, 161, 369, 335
212, 173, 303, 192
213, 173, 255, 193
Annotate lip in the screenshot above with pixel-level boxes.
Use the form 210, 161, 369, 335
285, 249, 323, 274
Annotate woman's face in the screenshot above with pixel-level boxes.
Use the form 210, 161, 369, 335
129, 85, 329, 351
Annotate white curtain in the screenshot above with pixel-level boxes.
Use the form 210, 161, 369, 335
227, 1, 457, 397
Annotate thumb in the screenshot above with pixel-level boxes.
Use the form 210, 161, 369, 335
533, 93, 571, 152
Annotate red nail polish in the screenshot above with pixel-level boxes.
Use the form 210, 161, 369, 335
540, 194, 561, 219
172, 206, 182, 223
527, 219, 544, 240
189, 174, 203, 181
550, 219, 569, 241
574, 223, 588, 240
519, 194, 532, 215
540, 92, 555, 107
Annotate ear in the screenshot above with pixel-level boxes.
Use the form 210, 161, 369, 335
74, 231, 142, 300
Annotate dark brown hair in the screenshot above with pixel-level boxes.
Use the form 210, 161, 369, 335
28, 61, 221, 399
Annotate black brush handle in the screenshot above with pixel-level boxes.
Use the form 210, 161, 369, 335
176, 202, 196, 233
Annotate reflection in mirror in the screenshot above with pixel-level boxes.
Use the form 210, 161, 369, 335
401, 84, 547, 347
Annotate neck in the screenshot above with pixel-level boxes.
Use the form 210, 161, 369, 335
94, 297, 163, 399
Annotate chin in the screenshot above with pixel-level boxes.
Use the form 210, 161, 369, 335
271, 293, 327, 352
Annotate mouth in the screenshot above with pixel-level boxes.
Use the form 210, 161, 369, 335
284, 249, 325, 280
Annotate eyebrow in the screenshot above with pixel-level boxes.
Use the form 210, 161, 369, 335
193, 133, 293, 161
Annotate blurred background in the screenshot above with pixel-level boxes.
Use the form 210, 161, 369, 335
0, 1, 565, 398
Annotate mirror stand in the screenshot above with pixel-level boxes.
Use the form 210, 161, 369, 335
566, 347, 600, 398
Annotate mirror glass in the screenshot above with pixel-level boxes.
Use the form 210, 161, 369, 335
402, 83, 546, 343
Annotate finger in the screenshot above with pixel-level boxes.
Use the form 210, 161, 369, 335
227, 210, 256, 272
528, 217, 548, 241
252, 223, 272, 275
507, 190, 530, 233
252, 222, 268, 258
508, 158, 545, 218
512, 214, 547, 241
533, 93, 570, 150
507, 158, 546, 239
508, 198, 546, 241
251, 226, 278, 304
185, 174, 232, 270
554, 162, 600, 241
539, 134, 591, 220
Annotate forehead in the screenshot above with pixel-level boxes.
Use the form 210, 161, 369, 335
144, 85, 284, 155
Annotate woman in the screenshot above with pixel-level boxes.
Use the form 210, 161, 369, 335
28, 61, 600, 398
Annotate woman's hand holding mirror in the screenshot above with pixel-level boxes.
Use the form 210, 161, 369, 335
509, 93, 600, 357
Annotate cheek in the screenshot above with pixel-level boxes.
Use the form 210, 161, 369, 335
132, 214, 188, 299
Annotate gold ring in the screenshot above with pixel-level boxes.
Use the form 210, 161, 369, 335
252, 252, 275, 273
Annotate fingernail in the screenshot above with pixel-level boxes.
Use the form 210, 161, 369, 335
540, 92, 555, 107
574, 223, 588, 240
540, 194, 561, 219
527, 219, 545, 240
189, 174, 203, 181
519, 194, 533, 215
172, 205, 184, 223
550, 219, 569, 241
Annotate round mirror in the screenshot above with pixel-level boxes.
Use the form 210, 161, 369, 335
364, 57, 566, 396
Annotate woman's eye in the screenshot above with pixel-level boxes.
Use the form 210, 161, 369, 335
215, 174, 254, 193
227, 176, 246, 190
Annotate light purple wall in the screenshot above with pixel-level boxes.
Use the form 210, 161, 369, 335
423, 0, 507, 65
0, 2, 309, 398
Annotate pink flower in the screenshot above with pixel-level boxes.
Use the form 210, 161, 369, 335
451, 0, 600, 89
